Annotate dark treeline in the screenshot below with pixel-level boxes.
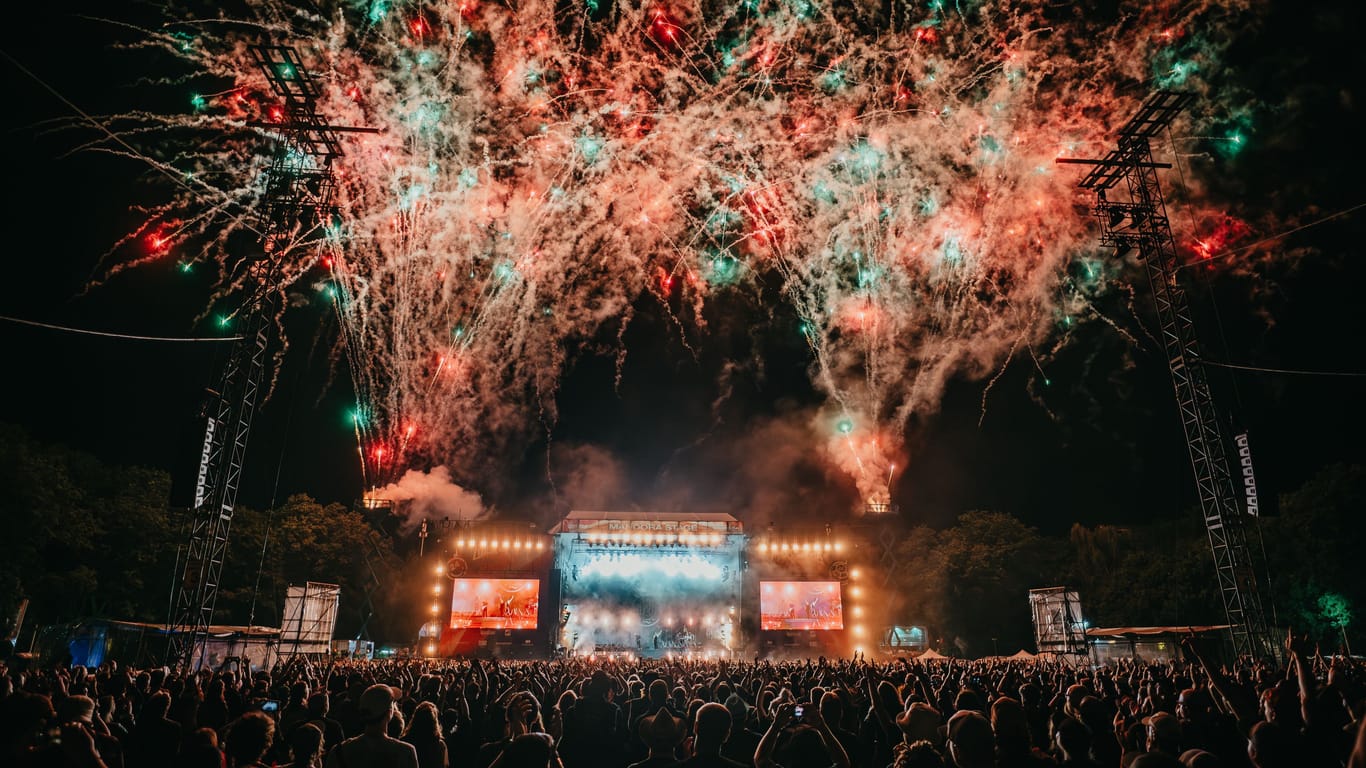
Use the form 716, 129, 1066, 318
2, 424, 1361, 652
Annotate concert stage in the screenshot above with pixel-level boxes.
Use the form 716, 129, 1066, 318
422, 512, 876, 659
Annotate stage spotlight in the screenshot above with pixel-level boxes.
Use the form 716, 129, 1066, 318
537, 541, 545, 550
850, 568, 860, 579
502, 539, 510, 548
1107, 207, 1126, 228
435, 565, 444, 575
456, 539, 466, 547
427, 644, 436, 655
514, 540, 523, 549
853, 625, 865, 636
851, 586, 862, 597
430, 603, 439, 614
802, 543, 811, 552
781, 542, 790, 551
433, 585, 442, 595
835, 542, 844, 552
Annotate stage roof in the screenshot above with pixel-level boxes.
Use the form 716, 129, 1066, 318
1086, 625, 1230, 638
550, 510, 742, 533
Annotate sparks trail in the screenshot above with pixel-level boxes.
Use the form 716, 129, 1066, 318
89, 0, 1273, 510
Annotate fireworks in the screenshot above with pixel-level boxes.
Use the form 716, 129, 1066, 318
97, 0, 1259, 506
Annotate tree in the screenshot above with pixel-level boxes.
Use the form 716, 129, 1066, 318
1066, 517, 1219, 629
0, 425, 178, 628
215, 494, 399, 639
1261, 464, 1366, 650
890, 511, 1060, 655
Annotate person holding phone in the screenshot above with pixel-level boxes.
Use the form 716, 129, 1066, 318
754, 702, 850, 768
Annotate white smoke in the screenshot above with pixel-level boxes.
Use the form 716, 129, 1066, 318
371, 465, 486, 530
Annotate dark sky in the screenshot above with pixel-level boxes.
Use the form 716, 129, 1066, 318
2, 0, 1364, 537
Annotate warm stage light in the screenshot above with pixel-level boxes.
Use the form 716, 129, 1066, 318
435, 565, 444, 575
427, 644, 436, 654
850, 568, 860, 579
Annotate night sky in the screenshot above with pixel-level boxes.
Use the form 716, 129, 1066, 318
2, 0, 1364, 538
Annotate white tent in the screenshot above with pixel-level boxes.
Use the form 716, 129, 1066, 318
1008, 649, 1037, 660
916, 648, 950, 661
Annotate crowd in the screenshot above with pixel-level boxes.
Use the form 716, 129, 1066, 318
3, 633, 1365, 768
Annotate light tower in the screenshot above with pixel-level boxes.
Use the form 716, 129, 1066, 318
166, 45, 376, 670
1058, 92, 1274, 659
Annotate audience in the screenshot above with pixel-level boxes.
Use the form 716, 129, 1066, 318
1, 634, 1364, 768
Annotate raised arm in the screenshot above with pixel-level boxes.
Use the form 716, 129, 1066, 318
807, 704, 851, 768
756, 701, 796, 768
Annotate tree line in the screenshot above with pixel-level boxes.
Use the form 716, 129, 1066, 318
1, 424, 1360, 653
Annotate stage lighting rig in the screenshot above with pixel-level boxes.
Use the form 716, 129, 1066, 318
166, 44, 377, 671
1058, 91, 1273, 659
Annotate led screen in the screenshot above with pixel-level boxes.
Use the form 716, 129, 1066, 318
449, 579, 540, 630
760, 581, 844, 630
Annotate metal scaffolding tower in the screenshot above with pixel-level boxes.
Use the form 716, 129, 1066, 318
1059, 92, 1274, 658
166, 45, 373, 670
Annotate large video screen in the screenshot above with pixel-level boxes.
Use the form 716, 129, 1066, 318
760, 581, 844, 630
449, 579, 540, 630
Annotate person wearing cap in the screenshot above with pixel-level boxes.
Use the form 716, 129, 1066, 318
629, 706, 687, 768
324, 684, 419, 768
720, 694, 761, 766
1142, 712, 1182, 758
58, 693, 124, 768
944, 710, 993, 768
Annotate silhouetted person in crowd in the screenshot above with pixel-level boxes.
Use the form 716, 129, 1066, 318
324, 685, 419, 768
283, 722, 325, 768
402, 701, 450, 768
223, 710, 274, 768
678, 703, 744, 768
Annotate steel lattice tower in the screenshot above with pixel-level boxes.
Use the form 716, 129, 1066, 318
166, 45, 373, 670
1059, 92, 1273, 659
